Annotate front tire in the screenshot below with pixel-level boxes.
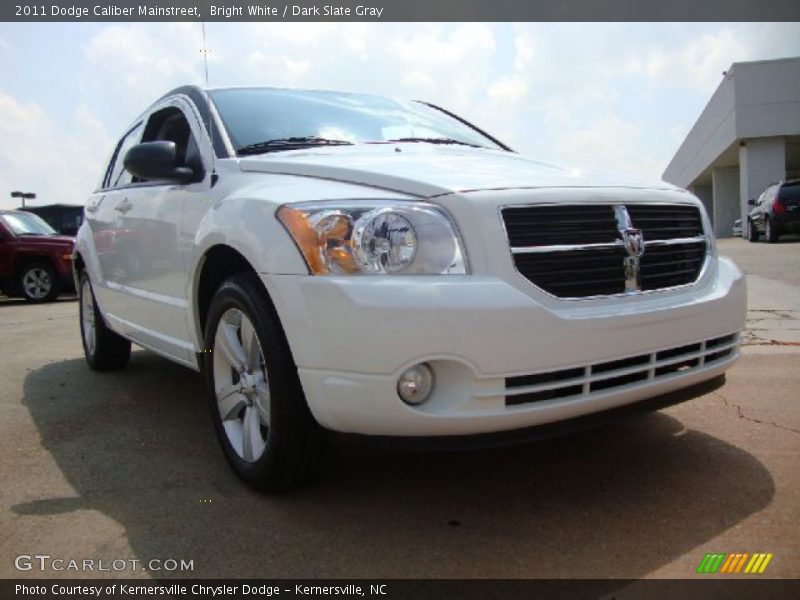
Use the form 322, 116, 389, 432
765, 218, 779, 243
203, 273, 326, 492
747, 219, 759, 242
20, 262, 60, 302
79, 272, 131, 371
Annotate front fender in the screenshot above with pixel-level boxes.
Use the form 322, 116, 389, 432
184, 172, 420, 348
73, 222, 105, 299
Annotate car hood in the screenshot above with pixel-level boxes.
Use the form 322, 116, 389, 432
17, 234, 75, 247
238, 144, 681, 198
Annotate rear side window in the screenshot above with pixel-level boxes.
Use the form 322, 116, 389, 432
779, 183, 800, 202
105, 123, 143, 189
768, 185, 780, 203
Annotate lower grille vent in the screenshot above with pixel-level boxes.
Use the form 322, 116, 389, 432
505, 333, 739, 407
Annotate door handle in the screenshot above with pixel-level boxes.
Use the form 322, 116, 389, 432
115, 198, 132, 214
85, 197, 102, 213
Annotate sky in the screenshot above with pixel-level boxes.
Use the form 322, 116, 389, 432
1, 21, 800, 209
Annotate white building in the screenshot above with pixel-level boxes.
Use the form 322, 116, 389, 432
663, 57, 800, 237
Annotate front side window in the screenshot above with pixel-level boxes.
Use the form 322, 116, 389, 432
139, 105, 203, 176
106, 123, 143, 189
1, 212, 56, 236
210, 88, 504, 154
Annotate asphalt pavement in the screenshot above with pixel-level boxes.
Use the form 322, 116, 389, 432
0, 236, 798, 580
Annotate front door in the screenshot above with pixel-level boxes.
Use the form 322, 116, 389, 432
102, 98, 210, 364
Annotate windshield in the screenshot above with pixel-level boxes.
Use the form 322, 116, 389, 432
1, 212, 57, 235
209, 88, 505, 154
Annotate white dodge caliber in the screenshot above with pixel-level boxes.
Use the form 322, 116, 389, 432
75, 86, 746, 491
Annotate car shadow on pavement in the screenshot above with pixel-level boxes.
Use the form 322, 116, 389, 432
17, 351, 774, 580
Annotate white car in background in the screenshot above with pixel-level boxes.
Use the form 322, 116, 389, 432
74, 86, 746, 491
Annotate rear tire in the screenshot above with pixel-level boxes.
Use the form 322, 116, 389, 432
765, 218, 779, 243
203, 272, 327, 492
747, 219, 759, 242
79, 272, 131, 371
20, 262, 60, 302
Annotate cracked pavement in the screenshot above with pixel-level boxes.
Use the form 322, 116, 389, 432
0, 237, 798, 580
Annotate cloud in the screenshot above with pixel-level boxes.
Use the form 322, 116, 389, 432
553, 113, 661, 178
3, 21, 799, 208
0, 90, 112, 209
636, 23, 800, 95
80, 23, 207, 130
640, 28, 741, 93
487, 31, 535, 102
229, 22, 498, 109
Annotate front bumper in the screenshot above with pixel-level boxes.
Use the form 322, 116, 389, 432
327, 375, 727, 451
261, 255, 746, 436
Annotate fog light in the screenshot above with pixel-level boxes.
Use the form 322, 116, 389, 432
397, 363, 434, 405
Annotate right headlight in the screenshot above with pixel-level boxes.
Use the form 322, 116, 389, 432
277, 200, 467, 275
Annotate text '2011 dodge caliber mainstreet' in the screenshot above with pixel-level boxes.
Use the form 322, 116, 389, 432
74, 86, 746, 491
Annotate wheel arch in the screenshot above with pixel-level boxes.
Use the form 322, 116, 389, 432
14, 253, 56, 278
192, 244, 265, 349
73, 251, 86, 289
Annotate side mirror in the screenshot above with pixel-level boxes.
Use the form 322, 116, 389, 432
747, 198, 756, 206
124, 141, 199, 184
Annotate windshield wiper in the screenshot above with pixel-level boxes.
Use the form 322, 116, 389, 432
385, 137, 482, 148
237, 136, 354, 155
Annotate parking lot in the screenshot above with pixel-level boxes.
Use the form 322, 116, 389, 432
0, 237, 798, 580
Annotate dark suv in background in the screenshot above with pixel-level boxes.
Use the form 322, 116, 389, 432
0, 210, 75, 302
747, 180, 800, 243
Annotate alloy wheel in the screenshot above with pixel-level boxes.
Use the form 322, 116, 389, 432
81, 278, 96, 356
212, 308, 270, 463
23, 267, 52, 300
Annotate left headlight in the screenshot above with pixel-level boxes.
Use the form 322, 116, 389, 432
277, 200, 467, 275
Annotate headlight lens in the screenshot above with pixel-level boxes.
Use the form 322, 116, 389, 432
353, 209, 417, 273
277, 200, 467, 275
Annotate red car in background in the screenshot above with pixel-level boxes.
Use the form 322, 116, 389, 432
0, 210, 75, 302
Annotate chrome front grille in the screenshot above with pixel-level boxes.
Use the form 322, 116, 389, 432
639, 242, 706, 291
503, 205, 618, 246
624, 204, 703, 240
505, 333, 738, 407
502, 203, 707, 298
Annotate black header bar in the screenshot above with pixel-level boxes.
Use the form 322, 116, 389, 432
4, 0, 800, 22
